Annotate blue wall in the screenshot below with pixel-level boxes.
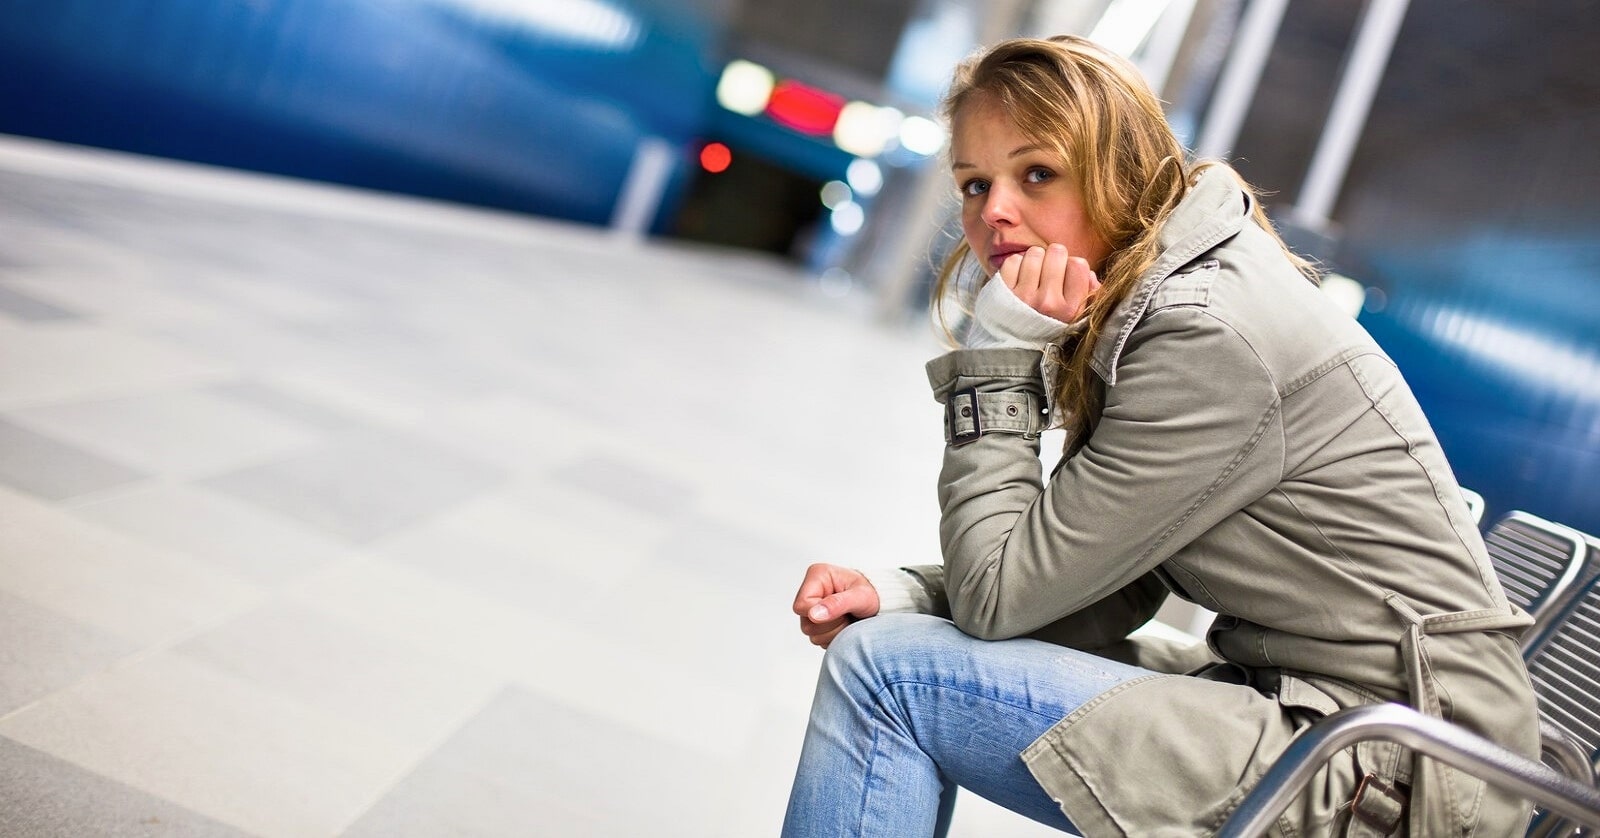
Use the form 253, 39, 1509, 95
1329, 100, 1600, 535
1356, 232, 1600, 533
0, 0, 723, 228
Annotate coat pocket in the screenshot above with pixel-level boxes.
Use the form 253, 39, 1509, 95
1269, 675, 1396, 838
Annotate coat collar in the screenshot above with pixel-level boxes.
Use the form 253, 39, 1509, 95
1090, 166, 1255, 386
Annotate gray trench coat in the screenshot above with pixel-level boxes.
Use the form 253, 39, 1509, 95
909, 166, 1539, 836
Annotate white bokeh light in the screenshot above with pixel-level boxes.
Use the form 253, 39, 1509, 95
820, 180, 852, 209
716, 59, 775, 116
830, 200, 865, 236
1318, 272, 1367, 318
898, 115, 946, 156
846, 158, 883, 197
833, 102, 903, 157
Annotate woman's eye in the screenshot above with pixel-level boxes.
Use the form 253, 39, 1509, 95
1025, 167, 1054, 184
960, 179, 989, 197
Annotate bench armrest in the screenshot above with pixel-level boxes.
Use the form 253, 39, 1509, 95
1215, 704, 1600, 837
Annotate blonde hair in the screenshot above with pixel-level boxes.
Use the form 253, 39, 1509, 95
933, 35, 1312, 452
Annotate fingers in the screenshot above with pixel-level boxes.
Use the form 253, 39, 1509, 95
1004, 244, 1099, 322
1055, 254, 1099, 321
1034, 244, 1071, 316
1016, 245, 1047, 300
797, 599, 854, 649
791, 563, 880, 649
792, 564, 875, 620
808, 587, 873, 623
792, 563, 834, 616
798, 613, 852, 648
998, 251, 1023, 289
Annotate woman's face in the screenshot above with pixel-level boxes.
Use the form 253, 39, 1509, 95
951, 100, 1110, 276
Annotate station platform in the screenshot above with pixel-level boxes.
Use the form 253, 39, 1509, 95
0, 136, 1070, 837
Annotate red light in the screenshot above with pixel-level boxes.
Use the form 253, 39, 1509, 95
765, 80, 845, 136
700, 142, 732, 173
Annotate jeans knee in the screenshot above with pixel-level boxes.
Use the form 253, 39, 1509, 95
821, 613, 945, 697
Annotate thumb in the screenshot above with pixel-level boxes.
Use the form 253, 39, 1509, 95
808, 587, 871, 622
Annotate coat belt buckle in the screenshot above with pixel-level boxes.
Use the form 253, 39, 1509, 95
1351, 771, 1408, 834
948, 387, 982, 445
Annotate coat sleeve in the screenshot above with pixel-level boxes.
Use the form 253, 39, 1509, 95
927, 306, 1285, 640
899, 561, 1170, 649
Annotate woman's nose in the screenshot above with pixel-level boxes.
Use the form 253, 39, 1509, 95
980, 183, 1018, 228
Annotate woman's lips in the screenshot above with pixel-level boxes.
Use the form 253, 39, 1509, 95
987, 246, 1029, 271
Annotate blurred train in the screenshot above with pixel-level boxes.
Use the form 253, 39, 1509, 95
0, 0, 725, 230
1, 0, 1595, 532
0, 0, 887, 252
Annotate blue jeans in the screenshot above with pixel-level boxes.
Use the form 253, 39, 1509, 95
781, 613, 1154, 837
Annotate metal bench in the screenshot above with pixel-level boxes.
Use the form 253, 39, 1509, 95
1461, 486, 1487, 526
1522, 544, 1600, 838
1213, 703, 1600, 836
1489, 513, 1599, 835
1215, 513, 1600, 837
1485, 511, 1593, 652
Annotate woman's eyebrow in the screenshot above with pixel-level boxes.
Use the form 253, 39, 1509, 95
951, 145, 1048, 171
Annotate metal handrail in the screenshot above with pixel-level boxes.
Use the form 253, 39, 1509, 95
1215, 704, 1600, 837
1540, 721, 1596, 787
1529, 722, 1598, 838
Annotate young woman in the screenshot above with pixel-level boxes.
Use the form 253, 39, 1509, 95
782, 35, 1538, 837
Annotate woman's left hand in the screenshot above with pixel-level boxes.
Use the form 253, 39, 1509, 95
1000, 243, 1100, 322
793, 563, 880, 649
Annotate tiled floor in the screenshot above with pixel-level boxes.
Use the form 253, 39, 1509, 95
0, 135, 1069, 837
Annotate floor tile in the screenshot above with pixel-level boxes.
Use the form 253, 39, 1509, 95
150, 310, 352, 371
258, 361, 471, 430
204, 378, 366, 433
7, 387, 322, 478
546, 452, 700, 519
3, 270, 232, 331
170, 269, 356, 327
286, 557, 761, 761
0, 737, 252, 838
375, 479, 668, 597
652, 510, 811, 597
0, 417, 147, 500
68, 481, 351, 585
0, 591, 137, 717
201, 429, 506, 544
0, 283, 79, 321
0, 486, 264, 645
0, 651, 416, 838
373, 491, 778, 683
343, 685, 733, 838
172, 598, 500, 748
426, 391, 620, 471
588, 544, 807, 696
286, 316, 506, 399
0, 323, 233, 410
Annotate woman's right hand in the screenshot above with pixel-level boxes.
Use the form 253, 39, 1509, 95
792, 563, 880, 649
999, 243, 1100, 322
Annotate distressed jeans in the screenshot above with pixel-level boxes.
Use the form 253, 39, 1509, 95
781, 613, 1154, 837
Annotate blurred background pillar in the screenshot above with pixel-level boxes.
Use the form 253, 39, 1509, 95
611, 136, 678, 240
1133, 0, 1200, 98
1192, 0, 1288, 160
1286, 0, 1412, 239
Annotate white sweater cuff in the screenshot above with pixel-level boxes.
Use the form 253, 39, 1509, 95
862, 567, 935, 614
964, 275, 1070, 349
